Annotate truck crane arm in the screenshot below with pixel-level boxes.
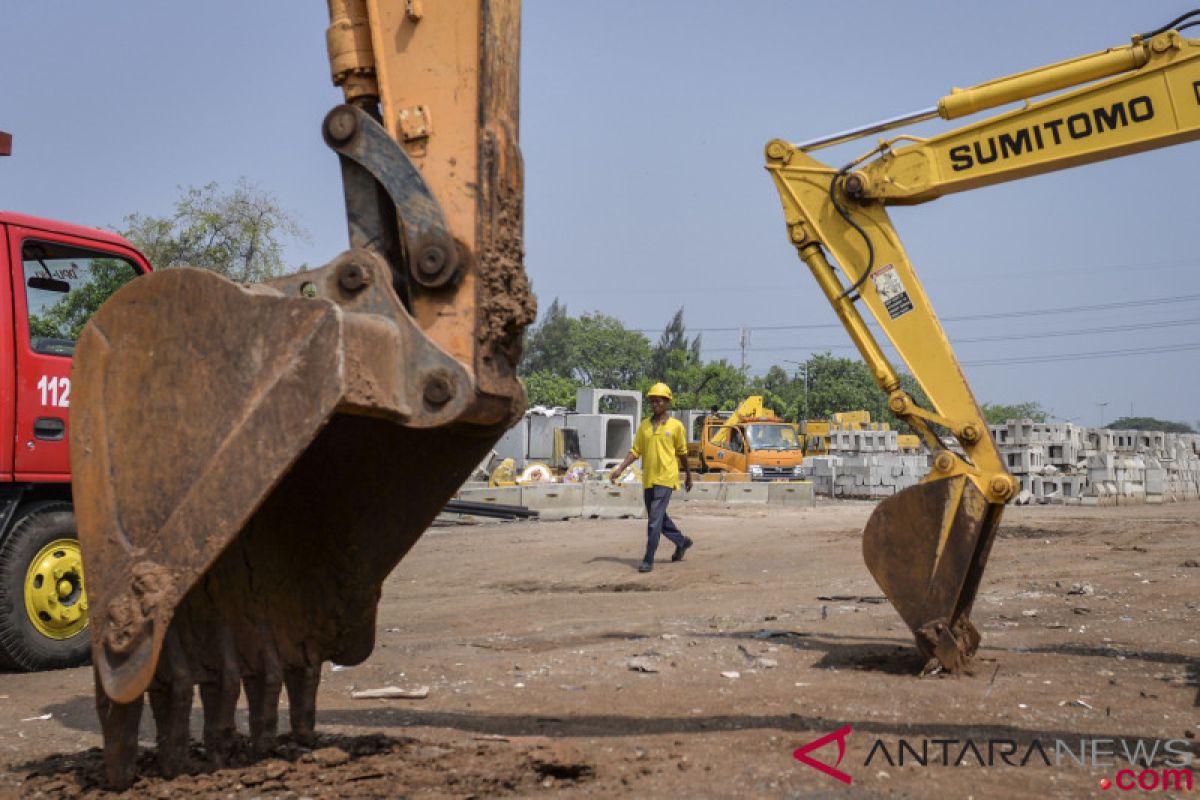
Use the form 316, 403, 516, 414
765, 13, 1200, 673
707, 395, 772, 445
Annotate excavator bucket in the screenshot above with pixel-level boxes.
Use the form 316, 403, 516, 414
72, 1, 532, 788
861, 474, 1004, 672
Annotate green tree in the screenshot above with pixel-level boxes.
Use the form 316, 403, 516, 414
763, 353, 932, 433
748, 365, 807, 421
523, 370, 580, 408
805, 352, 888, 422
650, 307, 700, 378
660, 359, 746, 413
1106, 416, 1195, 433
572, 313, 651, 388
980, 401, 1048, 425
520, 298, 576, 377
119, 179, 307, 282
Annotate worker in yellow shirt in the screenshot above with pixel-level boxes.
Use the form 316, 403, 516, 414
610, 383, 694, 573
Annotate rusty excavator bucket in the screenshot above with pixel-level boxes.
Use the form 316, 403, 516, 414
71, 1, 532, 788
860, 472, 1006, 673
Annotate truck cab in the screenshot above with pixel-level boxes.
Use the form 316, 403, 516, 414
0, 211, 150, 670
694, 397, 805, 480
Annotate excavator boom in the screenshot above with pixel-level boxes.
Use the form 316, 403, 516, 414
74, 0, 532, 788
766, 16, 1200, 672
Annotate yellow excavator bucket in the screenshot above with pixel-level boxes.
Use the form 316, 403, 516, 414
861, 474, 1003, 672
72, 0, 532, 788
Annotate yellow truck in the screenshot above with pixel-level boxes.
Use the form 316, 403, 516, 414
691, 396, 805, 480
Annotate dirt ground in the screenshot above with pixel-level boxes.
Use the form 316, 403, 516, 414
1, 498, 1197, 799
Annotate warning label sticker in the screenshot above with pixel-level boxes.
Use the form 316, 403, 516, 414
870, 263, 913, 320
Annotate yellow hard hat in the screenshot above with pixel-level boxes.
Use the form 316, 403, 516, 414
646, 382, 673, 401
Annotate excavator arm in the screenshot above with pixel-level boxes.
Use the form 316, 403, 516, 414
73, 0, 531, 787
766, 17, 1200, 672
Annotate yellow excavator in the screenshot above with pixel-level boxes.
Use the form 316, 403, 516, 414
766, 11, 1200, 673
67, 2, 1200, 787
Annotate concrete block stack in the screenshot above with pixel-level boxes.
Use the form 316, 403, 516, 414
795, 413, 925, 497
572, 414, 634, 468
527, 413, 567, 461
992, 420, 1199, 505
1158, 433, 1200, 501
827, 429, 899, 453
491, 388, 641, 473
493, 417, 529, 465
1028, 473, 1087, 502
798, 453, 927, 498
797, 455, 841, 496
576, 387, 641, 422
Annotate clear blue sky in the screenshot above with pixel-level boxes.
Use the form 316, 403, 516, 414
2, 2, 1196, 429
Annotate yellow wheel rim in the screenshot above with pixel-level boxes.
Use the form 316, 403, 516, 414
23, 538, 88, 640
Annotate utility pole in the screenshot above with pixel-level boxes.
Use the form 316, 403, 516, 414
803, 366, 810, 420
739, 328, 749, 373
1096, 401, 1109, 428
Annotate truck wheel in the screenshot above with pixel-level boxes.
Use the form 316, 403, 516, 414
0, 503, 90, 671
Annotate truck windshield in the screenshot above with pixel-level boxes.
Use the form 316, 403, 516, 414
744, 424, 801, 450
22, 239, 141, 356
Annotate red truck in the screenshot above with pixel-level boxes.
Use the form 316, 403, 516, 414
0, 134, 151, 670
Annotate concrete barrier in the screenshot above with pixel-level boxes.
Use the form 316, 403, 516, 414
724, 482, 769, 504
458, 486, 523, 506
521, 483, 585, 520
582, 481, 644, 518
767, 481, 815, 507
681, 482, 725, 504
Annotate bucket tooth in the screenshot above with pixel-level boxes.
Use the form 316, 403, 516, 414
147, 627, 194, 777
95, 671, 143, 790
198, 626, 241, 767
244, 627, 285, 754
284, 662, 322, 745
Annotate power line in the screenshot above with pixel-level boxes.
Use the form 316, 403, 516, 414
630, 291, 1200, 334
552, 256, 1200, 298
954, 317, 1200, 343
702, 341, 1200, 369
961, 341, 1200, 367
700, 316, 1200, 354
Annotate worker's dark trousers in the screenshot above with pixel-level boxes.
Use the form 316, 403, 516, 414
643, 485, 686, 563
